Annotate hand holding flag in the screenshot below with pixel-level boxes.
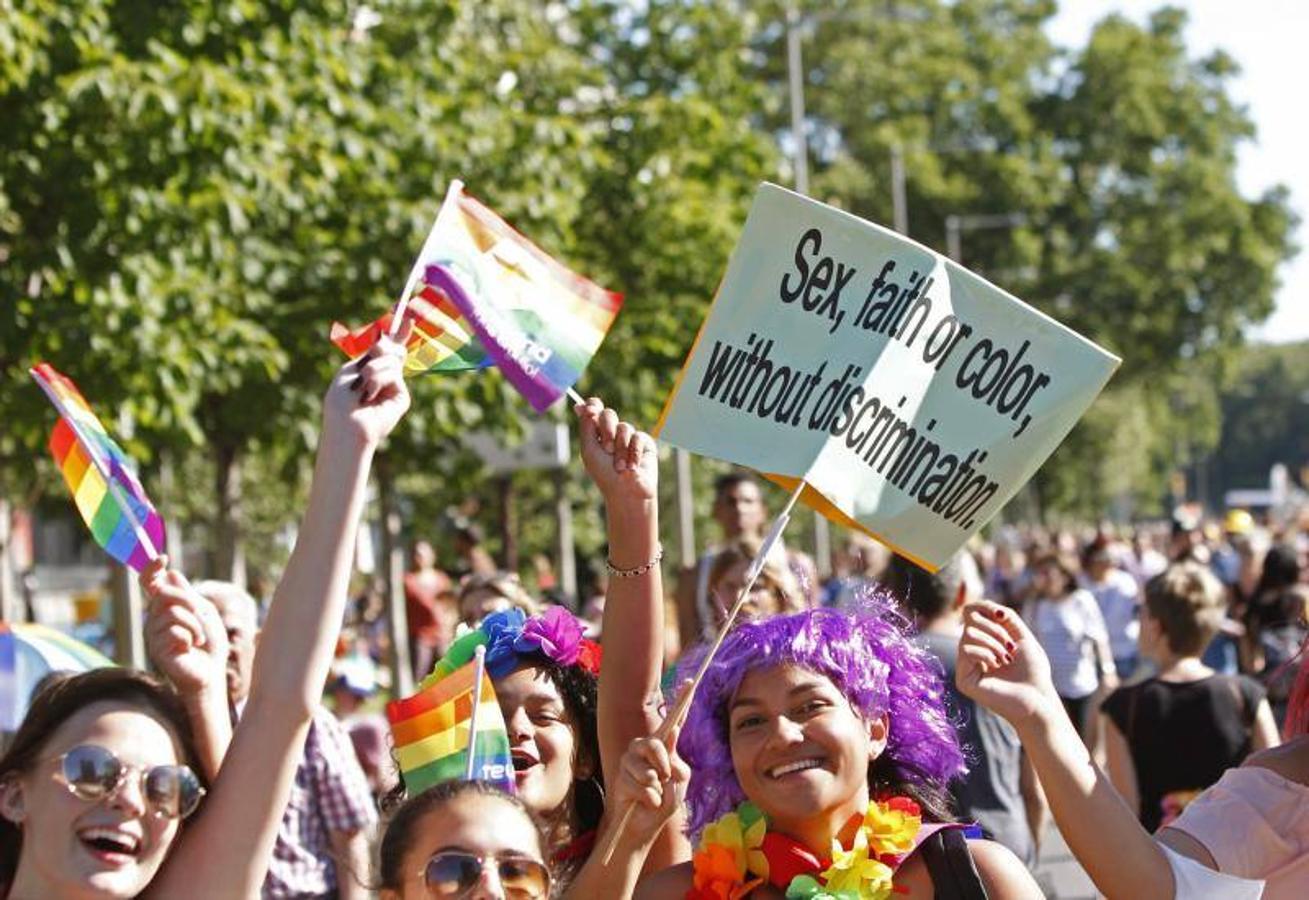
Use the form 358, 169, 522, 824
332, 181, 622, 410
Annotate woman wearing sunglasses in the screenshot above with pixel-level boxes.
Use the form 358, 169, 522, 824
0, 336, 411, 898
378, 780, 552, 899
0, 669, 206, 898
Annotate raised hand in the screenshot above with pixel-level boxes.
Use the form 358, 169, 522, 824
141, 557, 229, 699
575, 397, 658, 504
955, 600, 1061, 728
323, 326, 412, 449
610, 724, 690, 847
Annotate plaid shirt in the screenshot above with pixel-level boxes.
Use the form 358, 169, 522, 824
260, 706, 378, 898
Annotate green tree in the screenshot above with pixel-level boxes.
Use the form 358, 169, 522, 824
1206, 342, 1309, 499
757, 1, 1297, 517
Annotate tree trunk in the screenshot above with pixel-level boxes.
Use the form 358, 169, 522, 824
498, 474, 518, 572
0, 498, 14, 622
110, 561, 145, 668
159, 456, 185, 572
213, 443, 246, 586
553, 468, 576, 607
376, 454, 413, 697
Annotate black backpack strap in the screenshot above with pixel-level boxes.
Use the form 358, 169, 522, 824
920, 827, 989, 900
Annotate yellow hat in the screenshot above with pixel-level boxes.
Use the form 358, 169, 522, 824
1223, 509, 1254, 535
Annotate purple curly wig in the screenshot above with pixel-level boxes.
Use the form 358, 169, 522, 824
676, 593, 965, 839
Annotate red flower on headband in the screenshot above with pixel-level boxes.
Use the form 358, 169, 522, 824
577, 639, 602, 675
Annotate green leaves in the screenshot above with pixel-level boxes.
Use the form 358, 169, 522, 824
1, 0, 1297, 544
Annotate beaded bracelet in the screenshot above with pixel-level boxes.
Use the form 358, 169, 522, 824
606, 544, 664, 578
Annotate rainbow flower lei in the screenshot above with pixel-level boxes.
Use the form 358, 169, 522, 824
688, 797, 922, 900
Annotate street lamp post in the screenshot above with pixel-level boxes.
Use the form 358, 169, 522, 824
785, 4, 832, 579
785, 5, 910, 234
785, 4, 915, 579
944, 212, 1028, 264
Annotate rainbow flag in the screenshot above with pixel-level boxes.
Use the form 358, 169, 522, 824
329, 281, 489, 376
331, 180, 623, 410
386, 658, 514, 795
30, 364, 164, 573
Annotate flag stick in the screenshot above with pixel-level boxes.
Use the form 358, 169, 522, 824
464, 644, 488, 781
389, 178, 465, 337
596, 478, 807, 864
30, 368, 160, 565
566, 388, 585, 406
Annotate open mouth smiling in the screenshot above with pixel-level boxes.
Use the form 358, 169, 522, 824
78, 826, 142, 863
765, 757, 826, 779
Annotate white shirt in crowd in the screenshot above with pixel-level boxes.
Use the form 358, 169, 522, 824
1083, 567, 1141, 662
1025, 589, 1111, 700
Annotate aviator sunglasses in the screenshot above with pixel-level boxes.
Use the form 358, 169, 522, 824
422, 851, 551, 899
53, 744, 205, 819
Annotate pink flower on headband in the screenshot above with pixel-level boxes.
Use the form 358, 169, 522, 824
515, 606, 584, 666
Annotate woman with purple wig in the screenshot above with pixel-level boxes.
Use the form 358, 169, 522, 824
610, 601, 1041, 899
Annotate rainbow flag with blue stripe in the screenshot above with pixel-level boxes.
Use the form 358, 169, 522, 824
386, 659, 515, 795
30, 364, 164, 572
331, 181, 622, 411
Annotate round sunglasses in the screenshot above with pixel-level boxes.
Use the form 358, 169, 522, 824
422, 851, 550, 898
53, 744, 205, 820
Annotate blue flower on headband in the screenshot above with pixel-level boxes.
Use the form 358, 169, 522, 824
481, 608, 528, 679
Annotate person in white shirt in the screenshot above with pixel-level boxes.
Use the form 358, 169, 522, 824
1083, 542, 1143, 679
1023, 552, 1117, 741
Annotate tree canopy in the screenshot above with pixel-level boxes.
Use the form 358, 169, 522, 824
0, 0, 1298, 580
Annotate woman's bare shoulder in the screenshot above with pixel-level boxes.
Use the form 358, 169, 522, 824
895, 836, 1041, 899
1243, 734, 1309, 787
633, 862, 693, 900
967, 837, 1043, 896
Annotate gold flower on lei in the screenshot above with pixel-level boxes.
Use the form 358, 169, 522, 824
820, 828, 895, 899
861, 797, 921, 859
700, 803, 769, 877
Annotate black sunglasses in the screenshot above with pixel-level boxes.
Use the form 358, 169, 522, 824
54, 744, 205, 820
422, 851, 550, 898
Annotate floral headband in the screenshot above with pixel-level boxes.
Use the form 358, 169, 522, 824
421, 607, 602, 689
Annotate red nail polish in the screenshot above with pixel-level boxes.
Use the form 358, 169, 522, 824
991, 608, 1005, 620
1006, 640, 1016, 651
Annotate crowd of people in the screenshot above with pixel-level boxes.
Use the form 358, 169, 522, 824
2, 339, 1306, 898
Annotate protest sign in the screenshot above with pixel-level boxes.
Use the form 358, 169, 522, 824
656, 183, 1119, 571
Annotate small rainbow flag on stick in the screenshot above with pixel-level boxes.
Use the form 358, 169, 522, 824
30, 364, 165, 573
386, 646, 515, 795
332, 180, 623, 411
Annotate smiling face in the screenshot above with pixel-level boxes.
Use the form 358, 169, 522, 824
384, 791, 547, 900
495, 664, 587, 829
1, 701, 187, 899
727, 664, 886, 845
